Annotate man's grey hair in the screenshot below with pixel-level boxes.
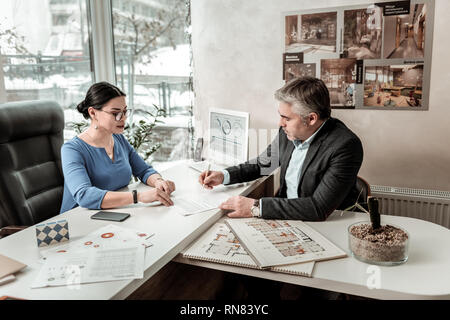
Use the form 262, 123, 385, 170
274, 76, 331, 119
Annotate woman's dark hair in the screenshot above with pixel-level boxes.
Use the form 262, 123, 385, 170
77, 82, 126, 119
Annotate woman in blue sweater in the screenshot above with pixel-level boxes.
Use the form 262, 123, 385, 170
60, 82, 175, 213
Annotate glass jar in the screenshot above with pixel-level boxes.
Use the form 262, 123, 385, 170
348, 221, 409, 266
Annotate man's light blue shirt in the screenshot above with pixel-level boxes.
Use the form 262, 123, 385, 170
284, 122, 325, 199
222, 121, 327, 216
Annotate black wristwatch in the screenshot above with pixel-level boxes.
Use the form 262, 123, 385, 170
132, 190, 138, 204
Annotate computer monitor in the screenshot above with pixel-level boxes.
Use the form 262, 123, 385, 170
208, 108, 249, 167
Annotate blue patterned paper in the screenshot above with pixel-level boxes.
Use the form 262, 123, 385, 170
35, 220, 70, 247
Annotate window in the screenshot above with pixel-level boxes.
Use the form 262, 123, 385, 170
52, 14, 71, 26
365, 72, 376, 81
0, 0, 93, 140
111, 0, 193, 163
50, 0, 78, 4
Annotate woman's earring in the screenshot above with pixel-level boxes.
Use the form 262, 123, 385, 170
94, 124, 98, 130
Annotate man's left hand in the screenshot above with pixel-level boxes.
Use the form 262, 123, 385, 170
219, 196, 254, 218
154, 179, 176, 195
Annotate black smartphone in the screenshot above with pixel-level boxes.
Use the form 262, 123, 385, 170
91, 211, 130, 222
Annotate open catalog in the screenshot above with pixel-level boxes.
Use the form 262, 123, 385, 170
181, 222, 315, 277
225, 218, 347, 268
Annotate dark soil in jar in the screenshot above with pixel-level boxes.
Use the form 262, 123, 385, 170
349, 224, 408, 262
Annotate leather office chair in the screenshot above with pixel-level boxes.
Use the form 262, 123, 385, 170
355, 176, 371, 212
0, 100, 64, 238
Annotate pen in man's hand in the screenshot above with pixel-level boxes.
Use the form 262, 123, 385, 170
203, 163, 211, 188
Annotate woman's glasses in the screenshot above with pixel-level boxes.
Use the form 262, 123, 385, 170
99, 109, 131, 121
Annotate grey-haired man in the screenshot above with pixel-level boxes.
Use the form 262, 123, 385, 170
199, 76, 363, 221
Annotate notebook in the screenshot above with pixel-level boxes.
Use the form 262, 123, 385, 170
0, 254, 27, 279
181, 222, 315, 277
225, 218, 347, 268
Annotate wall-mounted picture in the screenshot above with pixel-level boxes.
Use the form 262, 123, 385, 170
285, 63, 316, 82
383, 4, 427, 59
320, 58, 357, 108
282, 0, 433, 110
364, 64, 423, 107
343, 6, 383, 59
285, 12, 337, 54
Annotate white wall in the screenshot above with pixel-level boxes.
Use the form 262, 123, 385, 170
191, 0, 450, 191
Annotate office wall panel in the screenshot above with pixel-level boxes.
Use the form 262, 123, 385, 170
191, 0, 450, 191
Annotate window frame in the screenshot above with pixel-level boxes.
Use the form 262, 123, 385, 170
87, 0, 116, 84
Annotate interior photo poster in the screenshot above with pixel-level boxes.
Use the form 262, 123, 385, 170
282, 0, 435, 110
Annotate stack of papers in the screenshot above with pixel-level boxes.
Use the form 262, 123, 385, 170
225, 218, 347, 268
32, 225, 154, 289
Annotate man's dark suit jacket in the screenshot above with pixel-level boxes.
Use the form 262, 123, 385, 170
224, 117, 363, 221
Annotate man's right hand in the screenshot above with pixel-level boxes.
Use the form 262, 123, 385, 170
199, 170, 224, 190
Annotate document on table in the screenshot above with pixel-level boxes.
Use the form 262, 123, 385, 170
172, 196, 221, 216
39, 224, 154, 261
31, 245, 145, 288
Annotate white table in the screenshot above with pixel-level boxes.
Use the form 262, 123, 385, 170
0, 161, 262, 300
175, 211, 450, 300
2, 161, 449, 300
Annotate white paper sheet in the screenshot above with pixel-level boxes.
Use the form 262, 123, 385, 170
172, 196, 219, 216
31, 245, 145, 288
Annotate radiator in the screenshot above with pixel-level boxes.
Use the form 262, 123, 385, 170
371, 185, 450, 229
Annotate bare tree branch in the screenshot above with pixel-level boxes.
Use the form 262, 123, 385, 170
112, 0, 186, 64
134, 15, 180, 58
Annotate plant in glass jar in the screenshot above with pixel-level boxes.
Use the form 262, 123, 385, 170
346, 196, 409, 265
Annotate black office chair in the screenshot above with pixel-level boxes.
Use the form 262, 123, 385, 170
355, 176, 371, 212
0, 100, 65, 238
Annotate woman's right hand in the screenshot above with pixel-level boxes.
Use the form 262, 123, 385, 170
138, 188, 173, 206
198, 170, 224, 190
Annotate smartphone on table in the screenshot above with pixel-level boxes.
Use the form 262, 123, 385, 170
90, 211, 130, 222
